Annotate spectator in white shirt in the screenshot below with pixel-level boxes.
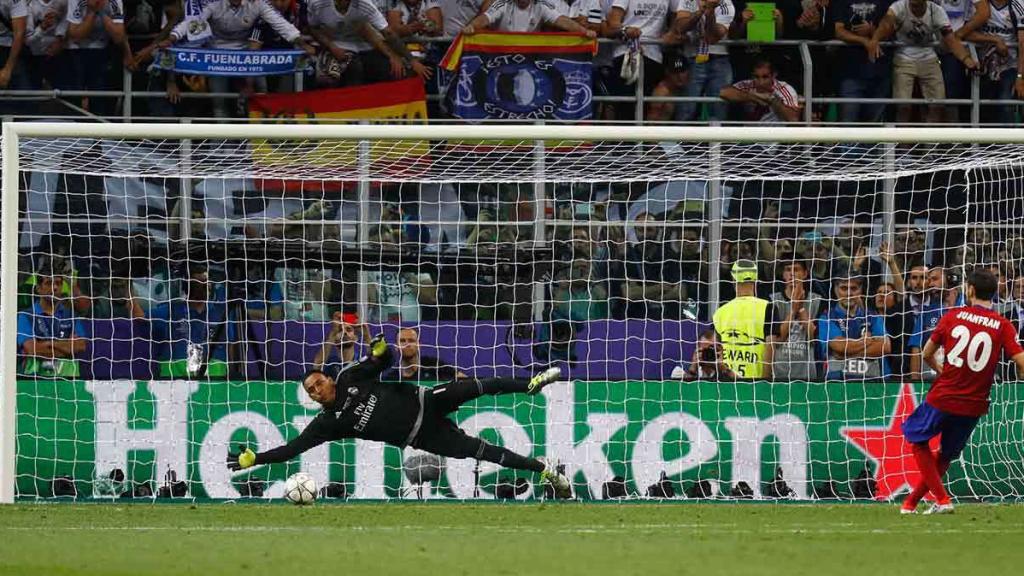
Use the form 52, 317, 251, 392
936, 0, 989, 122
604, 0, 675, 121
962, 0, 1024, 124
439, 0, 491, 36
674, 0, 736, 122
306, 0, 428, 87
158, 0, 313, 117
386, 0, 442, 73
0, 0, 30, 96
719, 58, 800, 123
461, 0, 593, 34
26, 0, 70, 89
387, 0, 443, 37
66, 0, 134, 115
866, 0, 977, 123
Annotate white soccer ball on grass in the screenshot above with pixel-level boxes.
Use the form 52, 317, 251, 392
284, 472, 317, 505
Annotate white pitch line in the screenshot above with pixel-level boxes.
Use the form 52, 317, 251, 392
1, 525, 1022, 536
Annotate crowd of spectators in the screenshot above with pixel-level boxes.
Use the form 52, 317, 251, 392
16, 170, 1024, 384
1, 0, 1022, 121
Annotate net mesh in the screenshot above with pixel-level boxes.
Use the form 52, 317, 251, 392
18, 136, 1024, 182
5, 129, 1024, 501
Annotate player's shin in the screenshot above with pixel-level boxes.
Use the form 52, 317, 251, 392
477, 442, 545, 473
904, 451, 953, 511
912, 443, 951, 505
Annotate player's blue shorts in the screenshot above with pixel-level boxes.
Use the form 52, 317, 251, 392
901, 401, 980, 460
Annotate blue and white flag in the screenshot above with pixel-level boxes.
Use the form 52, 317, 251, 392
441, 32, 596, 122
152, 47, 310, 77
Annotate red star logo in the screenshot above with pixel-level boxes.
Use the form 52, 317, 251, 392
840, 382, 940, 501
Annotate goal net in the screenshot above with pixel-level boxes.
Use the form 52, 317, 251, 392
3, 123, 1024, 503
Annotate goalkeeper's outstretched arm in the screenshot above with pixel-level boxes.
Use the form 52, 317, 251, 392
228, 423, 332, 470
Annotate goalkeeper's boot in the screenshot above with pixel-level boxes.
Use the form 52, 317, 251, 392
528, 367, 562, 396
540, 458, 572, 499
923, 502, 955, 515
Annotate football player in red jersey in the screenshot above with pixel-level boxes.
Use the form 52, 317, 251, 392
901, 269, 1024, 514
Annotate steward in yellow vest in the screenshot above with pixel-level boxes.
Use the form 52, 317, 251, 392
713, 260, 779, 380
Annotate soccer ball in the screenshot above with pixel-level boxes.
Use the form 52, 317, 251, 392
284, 473, 317, 505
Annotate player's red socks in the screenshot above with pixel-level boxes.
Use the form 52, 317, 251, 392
904, 453, 951, 509
911, 443, 951, 505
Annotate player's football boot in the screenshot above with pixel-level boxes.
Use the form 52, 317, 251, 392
923, 502, 955, 515
540, 458, 572, 499
899, 505, 918, 515
528, 367, 562, 395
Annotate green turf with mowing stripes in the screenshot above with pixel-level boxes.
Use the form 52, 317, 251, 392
1, 503, 1023, 575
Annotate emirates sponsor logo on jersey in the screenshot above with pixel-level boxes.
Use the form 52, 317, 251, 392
353, 393, 378, 432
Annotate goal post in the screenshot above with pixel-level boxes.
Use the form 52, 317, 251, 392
5, 121, 1024, 504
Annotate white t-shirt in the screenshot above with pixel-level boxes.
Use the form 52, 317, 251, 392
440, 0, 487, 36
306, 0, 389, 53
937, 0, 980, 30
0, 0, 29, 48
66, 0, 123, 49
610, 0, 674, 63
729, 78, 799, 123
889, 0, 952, 61
392, 0, 439, 24
482, 0, 562, 31
27, 0, 69, 55
676, 0, 735, 58
979, 0, 1024, 61
367, 271, 432, 323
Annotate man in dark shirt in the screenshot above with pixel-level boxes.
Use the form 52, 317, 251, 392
385, 326, 465, 382
228, 335, 571, 497
833, 0, 893, 123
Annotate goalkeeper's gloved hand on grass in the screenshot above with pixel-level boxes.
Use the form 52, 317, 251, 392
227, 446, 256, 471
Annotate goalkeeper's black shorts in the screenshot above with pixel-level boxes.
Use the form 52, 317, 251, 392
408, 378, 491, 460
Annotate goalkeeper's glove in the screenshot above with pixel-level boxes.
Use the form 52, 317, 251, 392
369, 333, 389, 358
227, 445, 256, 471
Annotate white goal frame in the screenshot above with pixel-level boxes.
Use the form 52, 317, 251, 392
4, 121, 1024, 504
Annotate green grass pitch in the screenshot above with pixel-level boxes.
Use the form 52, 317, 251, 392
2, 502, 1023, 575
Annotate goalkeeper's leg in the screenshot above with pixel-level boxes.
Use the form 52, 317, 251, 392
414, 418, 544, 472
429, 367, 562, 414
413, 417, 572, 498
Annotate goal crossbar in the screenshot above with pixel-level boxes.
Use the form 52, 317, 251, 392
6, 122, 1024, 143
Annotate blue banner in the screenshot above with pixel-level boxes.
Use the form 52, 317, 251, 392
443, 32, 594, 121
152, 47, 310, 77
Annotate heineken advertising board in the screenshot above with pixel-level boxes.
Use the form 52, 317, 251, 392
14, 379, 1024, 500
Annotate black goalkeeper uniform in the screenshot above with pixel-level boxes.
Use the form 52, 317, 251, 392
254, 352, 545, 472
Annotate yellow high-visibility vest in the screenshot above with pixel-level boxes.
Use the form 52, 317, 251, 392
713, 296, 770, 379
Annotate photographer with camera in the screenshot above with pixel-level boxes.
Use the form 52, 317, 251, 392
683, 329, 734, 381
909, 265, 966, 382
313, 311, 371, 371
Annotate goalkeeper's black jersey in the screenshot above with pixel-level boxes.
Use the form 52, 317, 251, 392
255, 357, 423, 465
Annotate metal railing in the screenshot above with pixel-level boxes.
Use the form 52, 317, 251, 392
0, 37, 1018, 125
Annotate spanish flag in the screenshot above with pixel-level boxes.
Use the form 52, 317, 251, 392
248, 78, 429, 176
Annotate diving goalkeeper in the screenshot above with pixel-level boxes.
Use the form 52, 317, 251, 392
227, 335, 571, 497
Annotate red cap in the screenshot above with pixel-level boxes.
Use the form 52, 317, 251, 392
341, 312, 359, 325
